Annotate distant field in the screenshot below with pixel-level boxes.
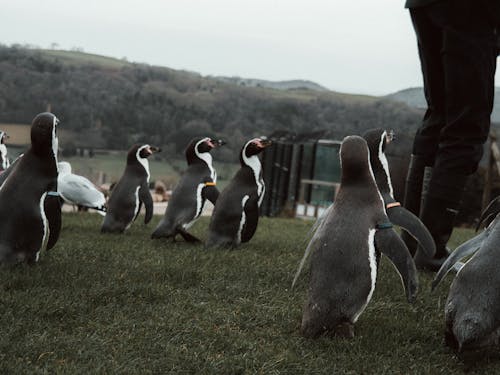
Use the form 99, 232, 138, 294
1, 214, 495, 373
0, 123, 75, 148
63, 154, 240, 191
39, 49, 131, 69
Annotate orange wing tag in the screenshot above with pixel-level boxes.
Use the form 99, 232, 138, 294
386, 202, 401, 209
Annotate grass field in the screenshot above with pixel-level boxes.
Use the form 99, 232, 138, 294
0, 214, 497, 374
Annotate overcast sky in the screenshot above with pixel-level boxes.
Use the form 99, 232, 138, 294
2, 0, 499, 96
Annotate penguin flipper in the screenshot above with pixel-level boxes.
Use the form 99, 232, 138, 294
476, 196, 500, 231
374, 228, 418, 303
203, 185, 220, 205
432, 229, 489, 290
139, 183, 153, 224
387, 205, 436, 258
241, 196, 259, 243
45, 196, 61, 250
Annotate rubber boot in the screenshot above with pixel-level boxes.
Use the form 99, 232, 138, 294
414, 171, 466, 272
414, 197, 458, 271
401, 155, 427, 256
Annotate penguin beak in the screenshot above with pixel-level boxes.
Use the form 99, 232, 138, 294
207, 139, 226, 148
386, 130, 395, 143
215, 139, 226, 147
257, 137, 273, 149
148, 146, 162, 155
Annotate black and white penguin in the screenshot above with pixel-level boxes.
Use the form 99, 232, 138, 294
0, 131, 10, 172
205, 137, 272, 248
296, 135, 417, 338
101, 144, 161, 233
0, 112, 61, 264
362, 128, 435, 259
432, 196, 500, 352
151, 137, 225, 242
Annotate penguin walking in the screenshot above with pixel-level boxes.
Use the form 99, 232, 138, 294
151, 137, 225, 242
0, 112, 61, 264
296, 136, 418, 338
432, 196, 500, 352
58, 161, 107, 215
101, 144, 160, 233
362, 128, 435, 259
206, 137, 272, 249
0, 131, 10, 172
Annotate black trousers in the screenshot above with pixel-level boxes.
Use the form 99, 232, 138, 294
410, 0, 497, 202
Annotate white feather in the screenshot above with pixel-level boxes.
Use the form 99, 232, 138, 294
378, 131, 394, 198
35, 192, 49, 262
236, 195, 250, 244
353, 228, 378, 323
136, 145, 151, 182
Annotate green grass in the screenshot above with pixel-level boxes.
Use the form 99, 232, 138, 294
0, 215, 497, 374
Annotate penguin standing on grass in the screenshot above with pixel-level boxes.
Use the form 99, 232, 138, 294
151, 137, 225, 242
432, 196, 500, 352
295, 135, 418, 338
101, 144, 161, 233
362, 128, 436, 258
0, 112, 60, 264
206, 137, 272, 249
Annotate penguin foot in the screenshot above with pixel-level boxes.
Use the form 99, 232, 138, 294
334, 322, 355, 339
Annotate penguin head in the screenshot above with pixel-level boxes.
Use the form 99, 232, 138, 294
362, 128, 394, 195
339, 135, 374, 185
240, 137, 272, 165
30, 112, 59, 160
0, 131, 9, 144
127, 144, 161, 164
58, 161, 72, 175
362, 128, 394, 157
185, 137, 225, 164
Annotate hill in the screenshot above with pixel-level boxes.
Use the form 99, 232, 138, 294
386, 87, 500, 123
0, 45, 422, 163
212, 76, 329, 91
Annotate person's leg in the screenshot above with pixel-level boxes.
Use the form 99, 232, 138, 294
403, 6, 445, 255
415, 0, 497, 270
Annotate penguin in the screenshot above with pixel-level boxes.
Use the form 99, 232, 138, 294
432, 196, 500, 352
296, 135, 418, 338
151, 137, 225, 242
0, 112, 61, 264
58, 161, 107, 215
101, 144, 161, 233
362, 128, 435, 259
0, 131, 10, 172
206, 137, 272, 249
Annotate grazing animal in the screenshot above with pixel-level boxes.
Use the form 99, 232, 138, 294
206, 137, 272, 249
0, 112, 61, 264
362, 128, 435, 259
151, 137, 225, 242
297, 135, 417, 338
432, 196, 500, 352
0, 131, 10, 171
101, 144, 160, 233
58, 161, 106, 215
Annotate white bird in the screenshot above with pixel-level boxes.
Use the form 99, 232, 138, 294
57, 161, 107, 215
